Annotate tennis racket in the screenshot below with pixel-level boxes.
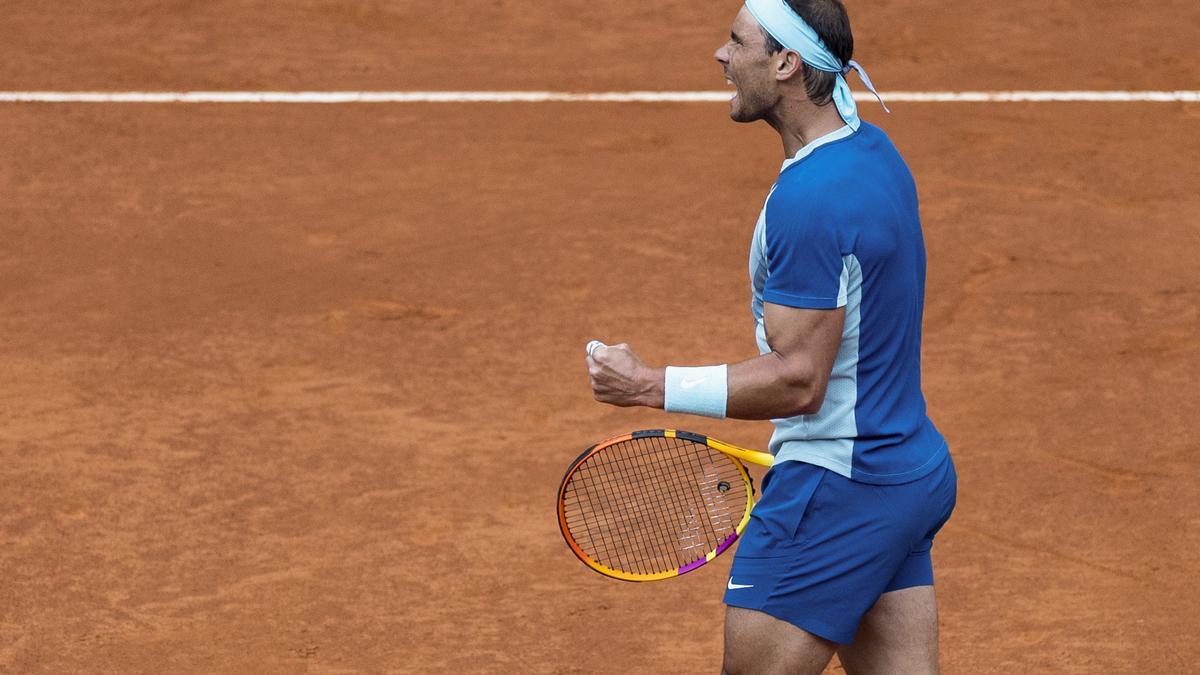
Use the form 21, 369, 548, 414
557, 428, 774, 582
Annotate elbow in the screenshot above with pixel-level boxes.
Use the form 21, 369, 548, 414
779, 366, 827, 417
791, 385, 826, 416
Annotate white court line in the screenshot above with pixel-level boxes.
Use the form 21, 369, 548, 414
0, 91, 1198, 103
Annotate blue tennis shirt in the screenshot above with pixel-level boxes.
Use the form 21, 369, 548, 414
749, 121, 948, 485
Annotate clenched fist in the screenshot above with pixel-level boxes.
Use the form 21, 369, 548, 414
585, 341, 664, 409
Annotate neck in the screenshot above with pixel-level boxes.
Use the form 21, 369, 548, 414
765, 96, 848, 158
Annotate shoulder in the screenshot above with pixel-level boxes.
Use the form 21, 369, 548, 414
762, 177, 840, 247
770, 124, 914, 222
763, 135, 865, 239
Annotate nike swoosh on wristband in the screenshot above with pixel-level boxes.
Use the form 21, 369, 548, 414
727, 578, 754, 590
680, 377, 707, 390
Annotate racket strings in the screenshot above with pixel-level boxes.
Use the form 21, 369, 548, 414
568, 443, 677, 573
562, 436, 748, 575
566, 437, 741, 574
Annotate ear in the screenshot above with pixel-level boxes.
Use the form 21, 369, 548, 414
775, 49, 804, 81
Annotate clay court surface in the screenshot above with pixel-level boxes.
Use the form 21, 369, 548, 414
2, 1, 1199, 672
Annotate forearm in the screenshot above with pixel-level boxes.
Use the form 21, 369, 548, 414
639, 351, 822, 420
725, 351, 822, 420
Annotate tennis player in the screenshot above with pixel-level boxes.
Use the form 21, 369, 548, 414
586, 1, 956, 672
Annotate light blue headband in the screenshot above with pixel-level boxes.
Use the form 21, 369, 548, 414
744, 0, 889, 130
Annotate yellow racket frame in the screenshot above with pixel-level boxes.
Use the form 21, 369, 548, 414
557, 429, 774, 582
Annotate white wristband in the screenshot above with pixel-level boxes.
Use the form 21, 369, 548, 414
664, 365, 728, 419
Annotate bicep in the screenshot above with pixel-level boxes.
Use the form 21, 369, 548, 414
723, 302, 845, 420
763, 301, 844, 394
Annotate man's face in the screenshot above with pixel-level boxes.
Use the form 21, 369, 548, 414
714, 7, 780, 123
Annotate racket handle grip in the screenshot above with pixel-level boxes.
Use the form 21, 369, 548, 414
586, 340, 607, 357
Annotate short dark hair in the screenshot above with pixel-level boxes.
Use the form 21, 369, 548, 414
762, 0, 854, 107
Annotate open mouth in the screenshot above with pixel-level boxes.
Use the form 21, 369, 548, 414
725, 74, 737, 101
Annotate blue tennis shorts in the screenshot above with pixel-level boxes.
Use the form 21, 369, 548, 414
723, 453, 957, 644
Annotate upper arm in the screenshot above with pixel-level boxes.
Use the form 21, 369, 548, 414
761, 188, 847, 310
763, 301, 844, 412
760, 184, 848, 411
